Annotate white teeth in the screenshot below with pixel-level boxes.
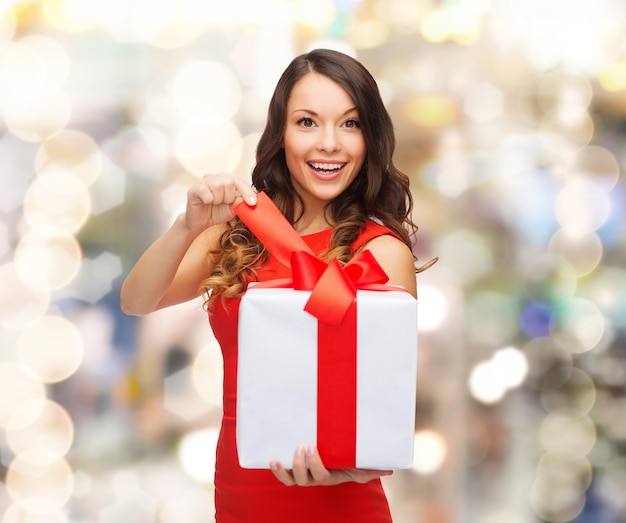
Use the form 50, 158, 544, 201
309, 162, 344, 170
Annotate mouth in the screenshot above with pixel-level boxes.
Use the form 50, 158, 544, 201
307, 161, 347, 178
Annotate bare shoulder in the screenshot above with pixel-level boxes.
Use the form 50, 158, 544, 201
360, 234, 417, 298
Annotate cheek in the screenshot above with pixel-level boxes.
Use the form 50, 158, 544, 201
283, 133, 311, 162
347, 132, 366, 152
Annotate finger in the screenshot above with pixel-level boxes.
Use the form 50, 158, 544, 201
269, 461, 295, 486
188, 184, 213, 205
305, 446, 331, 483
200, 174, 256, 206
233, 178, 257, 206
291, 446, 313, 486
351, 468, 394, 484
208, 180, 225, 205
361, 469, 393, 476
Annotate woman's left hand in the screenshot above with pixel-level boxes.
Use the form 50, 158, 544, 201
270, 446, 393, 487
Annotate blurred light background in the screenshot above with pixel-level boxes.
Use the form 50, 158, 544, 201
1, 0, 626, 522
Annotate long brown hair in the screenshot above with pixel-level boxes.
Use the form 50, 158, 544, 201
202, 49, 419, 310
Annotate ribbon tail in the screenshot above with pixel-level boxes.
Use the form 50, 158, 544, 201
234, 192, 315, 268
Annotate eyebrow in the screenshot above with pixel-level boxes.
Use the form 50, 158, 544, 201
290, 107, 358, 116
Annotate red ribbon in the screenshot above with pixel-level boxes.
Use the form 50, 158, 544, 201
235, 192, 391, 325
235, 192, 396, 467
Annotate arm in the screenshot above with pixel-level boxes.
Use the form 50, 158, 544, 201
120, 174, 257, 316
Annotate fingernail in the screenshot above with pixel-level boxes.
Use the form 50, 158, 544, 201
296, 446, 304, 456
307, 445, 315, 455
269, 461, 278, 471
248, 195, 257, 206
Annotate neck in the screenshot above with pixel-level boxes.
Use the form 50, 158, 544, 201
293, 200, 334, 235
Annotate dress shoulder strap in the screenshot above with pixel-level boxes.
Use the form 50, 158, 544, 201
351, 220, 403, 253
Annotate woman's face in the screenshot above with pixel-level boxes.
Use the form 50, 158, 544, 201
283, 72, 366, 209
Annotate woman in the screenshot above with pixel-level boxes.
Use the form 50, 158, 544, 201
121, 48, 426, 522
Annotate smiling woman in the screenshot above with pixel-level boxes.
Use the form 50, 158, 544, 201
121, 48, 426, 523
283, 72, 367, 230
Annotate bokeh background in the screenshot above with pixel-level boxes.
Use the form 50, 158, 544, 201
1, 0, 626, 522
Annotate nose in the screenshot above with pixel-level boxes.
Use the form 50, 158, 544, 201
318, 125, 340, 152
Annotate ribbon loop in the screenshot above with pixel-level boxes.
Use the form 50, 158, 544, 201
234, 192, 391, 324
344, 249, 389, 286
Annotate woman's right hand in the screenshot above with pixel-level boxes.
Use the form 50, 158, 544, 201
183, 173, 257, 235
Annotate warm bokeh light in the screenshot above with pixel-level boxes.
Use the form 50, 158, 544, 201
22, 171, 91, 237
174, 117, 243, 176
16, 315, 84, 383
14, 232, 82, 292
536, 70, 593, 125
3, 89, 71, 142
468, 346, 528, 405
564, 145, 621, 190
468, 361, 506, 404
548, 229, 603, 278
229, 132, 260, 183
540, 409, 597, 456
555, 179, 611, 234
0, 35, 72, 141
407, 95, 458, 128
463, 82, 503, 123
192, 341, 224, 407
0, 263, 50, 328
0, 7, 16, 45
159, 489, 215, 523
2, 505, 69, 523
347, 18, 389, 49
417, 284, 447, 332
530, 468, 587, 523
177, 428, 220, 484
5, 451, 74, 514
599, 60, 626, 92
34, 129, 103, 188
6, 399, 75, 458
0, 363, 46, 429
411, 430, 447, 475
419, 6, 480, 44
132, 0, 202, 49
0, 35, 69, 103
171, 61, 242, 120
294, 0, 336, 28
491, 347, 528, 388
41, 0, 99, 33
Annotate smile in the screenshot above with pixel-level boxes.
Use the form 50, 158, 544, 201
307, 161, 347, 177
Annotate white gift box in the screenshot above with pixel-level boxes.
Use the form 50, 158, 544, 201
237, 285, 418, 469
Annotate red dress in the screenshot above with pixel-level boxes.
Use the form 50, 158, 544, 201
209, 223, 397, 523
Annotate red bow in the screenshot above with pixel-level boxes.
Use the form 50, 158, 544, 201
235, 192, 390, 325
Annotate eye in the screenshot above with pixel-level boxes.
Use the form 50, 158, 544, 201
344, 119, 361, 129
297, 117, 315, 128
